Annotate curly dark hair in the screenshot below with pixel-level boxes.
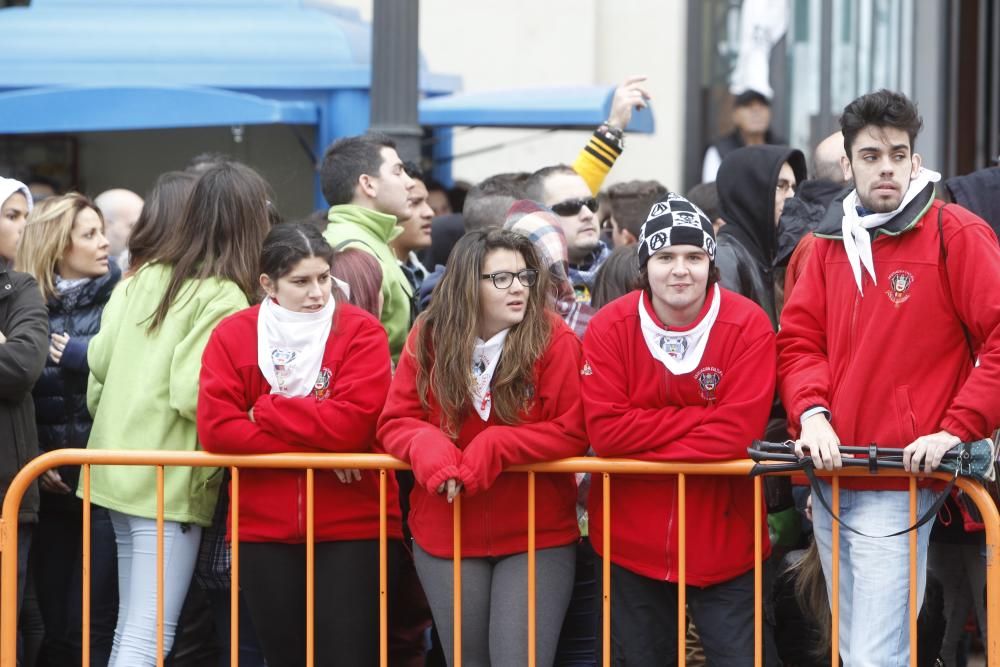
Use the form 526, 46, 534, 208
840, 89, 923, 157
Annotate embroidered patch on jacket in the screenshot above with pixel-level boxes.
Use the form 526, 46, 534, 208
886, 270, 915, 305
581, 360, 593, 376
695, 366, 723, 401
312, 367, 332, 401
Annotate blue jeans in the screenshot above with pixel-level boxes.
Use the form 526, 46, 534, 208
811, 486, 936, 667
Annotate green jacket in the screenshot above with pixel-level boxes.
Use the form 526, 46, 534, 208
83, 264, 249, 526
323, 205, 413, 363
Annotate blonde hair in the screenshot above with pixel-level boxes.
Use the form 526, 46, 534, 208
17, 193, 103, 301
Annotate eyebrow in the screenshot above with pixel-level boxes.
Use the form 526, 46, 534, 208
857, 144, 910, 153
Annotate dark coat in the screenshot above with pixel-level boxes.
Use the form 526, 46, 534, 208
0, 261, 51, 523
32, 266, 120, 508
716, 145, 807, 329
775, 179, 847, 267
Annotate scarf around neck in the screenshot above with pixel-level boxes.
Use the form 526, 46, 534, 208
470, 328, 509, 421
638, 284, 721, 375
257, 296, 335, 397
841, 168, 941, 294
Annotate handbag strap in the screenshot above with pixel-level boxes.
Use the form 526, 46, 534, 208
803, 460, 957, 538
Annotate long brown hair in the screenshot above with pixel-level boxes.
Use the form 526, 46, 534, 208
413, 228, 551, 437
127, 170, 197, 273
144, 162, 271, 331
17, 193, 103, 301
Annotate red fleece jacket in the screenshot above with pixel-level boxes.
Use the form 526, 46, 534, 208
197, 302, 402, 543
582, 287, 775, 585
777, 200, 1000, 491
377, 313, 587, 558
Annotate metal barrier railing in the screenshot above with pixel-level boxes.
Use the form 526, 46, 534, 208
1, 450, 998, 667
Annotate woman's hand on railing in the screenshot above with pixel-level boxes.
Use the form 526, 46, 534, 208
437, 478, 463, 503
333, 469, 363, 484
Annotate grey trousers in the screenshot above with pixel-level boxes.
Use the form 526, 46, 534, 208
929, 541, 987, 667
413, 542, 576, 667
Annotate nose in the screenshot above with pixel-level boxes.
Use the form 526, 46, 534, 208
308, 280, 323, 298
402, 171, 416, 190
578, 205, 595, 223
97, 232, 110, 249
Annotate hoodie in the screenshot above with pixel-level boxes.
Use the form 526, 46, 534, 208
323, 204, 414, 364
715, 145, 807, 329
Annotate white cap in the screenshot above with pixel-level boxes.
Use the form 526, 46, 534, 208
0, 177, 33, 214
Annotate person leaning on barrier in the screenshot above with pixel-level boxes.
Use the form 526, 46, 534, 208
776, 89, 1000, 666
197, 223, 403, 667
84, 162, 273, 667
580, 192, 778, 665
378, 228, 588, 667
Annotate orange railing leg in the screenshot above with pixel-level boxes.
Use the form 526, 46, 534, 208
82, 464, 91, 667
909, 477, 918, 667
677, 473, 686, 667
379, 469, 388, 667
753, 475, 762, 667
528, 471, 537, 667
306, 468, 315, 667
831, 476, 840, 667
453, 494, 462, 667
156, 465, 165, 667
602, 472, 611, 667
231, 467, 240, 667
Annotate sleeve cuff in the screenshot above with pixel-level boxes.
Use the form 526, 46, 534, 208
800, 406, 831, 422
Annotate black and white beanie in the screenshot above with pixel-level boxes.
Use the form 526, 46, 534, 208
636, 192, 716, 266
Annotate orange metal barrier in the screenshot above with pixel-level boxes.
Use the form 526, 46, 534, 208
1, 450, 998, 666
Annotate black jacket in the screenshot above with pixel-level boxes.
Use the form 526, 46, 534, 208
0, 261, 51, 523
945, 167, 1000, 238
32, 266, 120, 508
775, 179, 846, 267
716, 145, 807, 329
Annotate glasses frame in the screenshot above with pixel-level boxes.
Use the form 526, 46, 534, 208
550, 197, 599, 217
480, 269, 539, 289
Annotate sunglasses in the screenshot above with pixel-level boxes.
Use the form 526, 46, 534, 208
480, 269, 539, 289
550, 197, 598, 217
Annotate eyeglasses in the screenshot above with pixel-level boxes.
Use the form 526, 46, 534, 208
550, 197, 598, 217
775, 180, 796, 195
480, 269, 539, 289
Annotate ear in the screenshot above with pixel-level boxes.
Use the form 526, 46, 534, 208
910, 152, 923, 179
357, 173, 378, 200
622, 229, 638, 245
259, 273, 275, 297
840, 154, 853, 182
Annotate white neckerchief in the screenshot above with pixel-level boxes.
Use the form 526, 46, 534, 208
841, 168, 940, 294
470, 328, 509, 421
638, 284, 721, 375
257, 296, 335, 397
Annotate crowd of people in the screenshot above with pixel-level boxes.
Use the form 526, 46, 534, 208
0, 81, 999, 667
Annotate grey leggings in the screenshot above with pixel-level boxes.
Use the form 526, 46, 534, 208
413, 542, 576, 667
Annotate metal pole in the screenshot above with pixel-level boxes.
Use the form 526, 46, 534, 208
370, 0, 422, 162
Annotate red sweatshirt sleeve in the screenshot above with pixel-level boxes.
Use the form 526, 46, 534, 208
583, 316, 776, 461
938, 215, 1000, 440
776, 238, 834, 432
458, 326, 588, 495
377, 331, 463, 494
251, 316, 391, 452
198, 323, 319, 455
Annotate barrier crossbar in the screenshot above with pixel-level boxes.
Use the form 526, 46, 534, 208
1, 450, 997, 666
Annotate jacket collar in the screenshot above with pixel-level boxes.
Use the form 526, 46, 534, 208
327, 204, 402, 244
814, 182, 936, 240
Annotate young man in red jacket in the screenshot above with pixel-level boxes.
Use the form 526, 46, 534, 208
777, 89, 1000, 666
582, 192, 777, 665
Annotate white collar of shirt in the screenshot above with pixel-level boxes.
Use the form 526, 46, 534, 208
638, 284, 721, 375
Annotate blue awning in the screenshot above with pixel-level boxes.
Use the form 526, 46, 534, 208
418, 86, 655, 133
0, 86, 318, 134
